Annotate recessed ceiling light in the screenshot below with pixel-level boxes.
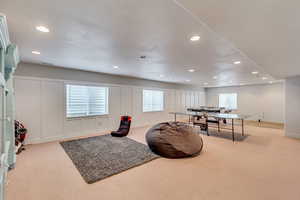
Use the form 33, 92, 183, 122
159, 74, 164, 78
188, 69, 195, 72
113, 66, 119, 69
252, 71, 259, 75
213, 76, 218, 79
269, 81, 273, 84
262, 77, 268, 80
240, 83, 245, 86
190, 35, 200, 41
36, 26, 50, 33
204, 82, 208, 85
32, 51, 41, 55
185, 80, 191, 82
234, 61, 241, 65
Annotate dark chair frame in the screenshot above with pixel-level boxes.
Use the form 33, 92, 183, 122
192, 115, 221, 136
111, 116, 132, 137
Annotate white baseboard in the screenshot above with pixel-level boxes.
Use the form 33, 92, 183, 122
25, 119, 173, 145
285, 131, 300, 139
26, 129, 111, 144
25, 125, 151, 144
27, 136, 64, 144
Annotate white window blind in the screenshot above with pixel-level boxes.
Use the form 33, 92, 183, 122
66, 84, 108, 117
143, 89, 164, 112
219, 93, 238, 110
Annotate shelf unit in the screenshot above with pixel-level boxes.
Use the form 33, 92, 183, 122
0, 13, 19, 200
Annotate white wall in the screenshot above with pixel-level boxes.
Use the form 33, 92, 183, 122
205, 83, 285, 123
285, 76, 300, 138
14, 76, 205, 144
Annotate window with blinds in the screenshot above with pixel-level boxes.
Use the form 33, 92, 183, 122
219, 93, 238, 110
143, 89, 164, 112
66, 84, 109, 117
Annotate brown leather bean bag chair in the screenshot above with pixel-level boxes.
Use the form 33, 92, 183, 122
146, 122, 203, 158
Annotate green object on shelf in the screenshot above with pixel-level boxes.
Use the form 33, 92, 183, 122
5, 44, 19, 81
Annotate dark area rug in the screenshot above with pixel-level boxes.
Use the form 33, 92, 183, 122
60, 135, 159, 184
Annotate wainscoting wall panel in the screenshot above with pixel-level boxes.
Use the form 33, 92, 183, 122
14, 76, 206, 144
41, 80, 64, 142
14, 78, 42, 143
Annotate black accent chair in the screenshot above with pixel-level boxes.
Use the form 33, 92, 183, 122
206, 116, 221, 133
111, 116, 132, 137
206, 109, 221, 130
192, 115, 209, 136
193, 115, 222, 136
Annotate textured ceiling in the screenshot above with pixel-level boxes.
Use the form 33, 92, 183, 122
176, 0, 300, 79
0, 0, 284, 87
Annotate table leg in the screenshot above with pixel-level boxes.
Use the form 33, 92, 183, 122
242, 119, 244, 136
232, 119, 235, 142
206, 117, 209, 136
218, 119, 220, 132
174, 113, 177, 122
